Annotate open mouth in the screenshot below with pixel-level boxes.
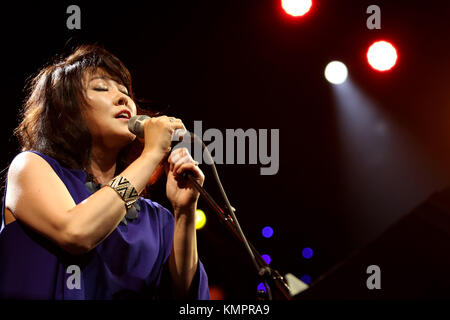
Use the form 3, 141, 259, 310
115, 109, 131, 120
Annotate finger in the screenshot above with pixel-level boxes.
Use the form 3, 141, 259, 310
166, 117, 185, 131
171, 122, 186, 133
170, 147, 188, 161
175, 148, 193, 165
176, 162, 204, 185
156, 116, 185, 132
172, 154, 198, 178
168, 148, 181, 172
173, 154, 199, 174
168, 148, 188, 172
172, 154, 192, 175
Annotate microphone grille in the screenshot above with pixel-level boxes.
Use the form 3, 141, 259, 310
128, 115, 150, 138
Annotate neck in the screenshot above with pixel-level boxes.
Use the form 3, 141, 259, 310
88, 145, 120, 186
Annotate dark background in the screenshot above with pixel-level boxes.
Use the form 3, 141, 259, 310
2, 0, 450, 299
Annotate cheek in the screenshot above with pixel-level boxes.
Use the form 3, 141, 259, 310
81, 104, 104, 135
81, 111, 100, 136
86, 93, 107, 109
130, 101, 137, 115
85, 95, 110, 120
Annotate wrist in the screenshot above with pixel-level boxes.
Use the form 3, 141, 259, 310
140, 149, 166, 165
173, 205, 197, 222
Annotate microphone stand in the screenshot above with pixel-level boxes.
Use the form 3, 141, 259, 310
182, 171, 293, 300
129, 117, 295, 299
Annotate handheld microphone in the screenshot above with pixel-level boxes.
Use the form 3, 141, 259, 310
128, 115, 186, 141
129, 115, 200, 180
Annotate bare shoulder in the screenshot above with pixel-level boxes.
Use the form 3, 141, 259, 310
6, 151, 61, 210
6, 151, 75, 216
8, 151, 52, 178
4, 151, 79, 251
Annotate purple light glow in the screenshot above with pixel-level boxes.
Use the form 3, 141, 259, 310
300, 274, 312, 284
302, 247, 313, 259
261, 254, 271, 265
262, 226, 274, 238
257, 282, 266, 293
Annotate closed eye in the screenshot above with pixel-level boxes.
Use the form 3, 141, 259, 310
93, 87, 129, 96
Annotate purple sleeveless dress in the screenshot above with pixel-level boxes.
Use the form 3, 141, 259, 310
0, 151, 209, 300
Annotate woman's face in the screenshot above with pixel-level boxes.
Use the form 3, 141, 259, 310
82, 69, 137, 150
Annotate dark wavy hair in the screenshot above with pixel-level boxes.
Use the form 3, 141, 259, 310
14, 44, 157, 181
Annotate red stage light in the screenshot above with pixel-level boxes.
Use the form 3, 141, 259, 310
367, 40, 398, 71
209, 285, 226, 300
282, 0, 312, 17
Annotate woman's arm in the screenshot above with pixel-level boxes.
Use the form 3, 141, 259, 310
5, 116, 184, 255
5, 150, 161, 255
165, 147, 204, 298
169, 206, 199, 298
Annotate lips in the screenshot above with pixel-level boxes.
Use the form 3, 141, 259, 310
115, 109, 131, 120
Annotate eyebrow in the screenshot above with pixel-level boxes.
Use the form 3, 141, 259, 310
90, 75, 116, 83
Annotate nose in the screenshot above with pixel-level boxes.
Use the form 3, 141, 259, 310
117, 96, 127, 106
114, 90, 130, 107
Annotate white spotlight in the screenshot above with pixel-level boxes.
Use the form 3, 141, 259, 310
324, 61, 348, 85
367, 40, 398, 71
282, 0, 313, 17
